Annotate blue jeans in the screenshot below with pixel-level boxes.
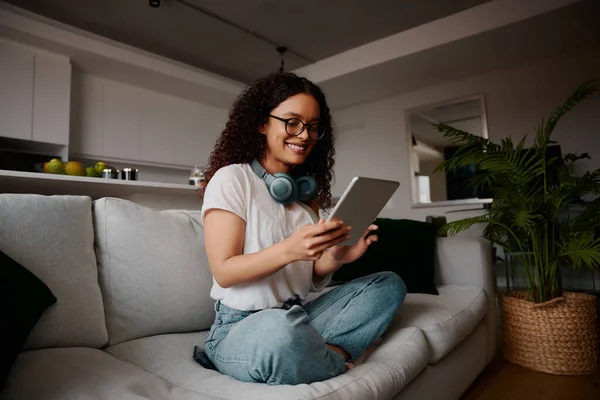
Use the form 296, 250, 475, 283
203, 271, 407, 385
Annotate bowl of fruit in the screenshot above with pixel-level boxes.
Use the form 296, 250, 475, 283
35, 159, 113, 178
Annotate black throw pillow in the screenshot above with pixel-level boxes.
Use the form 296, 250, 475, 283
332, 218, 439, 295
0, 250, 57, 389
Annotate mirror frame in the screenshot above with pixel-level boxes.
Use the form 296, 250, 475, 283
405, 93, 493, 208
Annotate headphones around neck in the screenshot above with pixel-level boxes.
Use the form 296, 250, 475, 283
250, 159, 318, 206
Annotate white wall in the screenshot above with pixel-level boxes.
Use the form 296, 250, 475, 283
331, 46, 600, 226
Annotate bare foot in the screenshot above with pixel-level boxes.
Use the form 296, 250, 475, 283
353, 338, 383, 367
327, 344, 350, 361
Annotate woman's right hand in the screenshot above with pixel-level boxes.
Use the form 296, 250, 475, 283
283, 219, 351, 261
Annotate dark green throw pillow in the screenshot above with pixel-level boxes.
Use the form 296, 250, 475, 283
0, 250, 57, 389
332, 218, 439, 295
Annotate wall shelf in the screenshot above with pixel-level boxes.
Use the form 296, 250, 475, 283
69, 153, 195, 171
411, 197, 492, 209
0, 169, 197, 200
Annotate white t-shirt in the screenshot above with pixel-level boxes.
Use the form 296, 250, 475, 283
200, 163, 331, 311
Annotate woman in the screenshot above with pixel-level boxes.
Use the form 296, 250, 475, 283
201, 72, 406, 386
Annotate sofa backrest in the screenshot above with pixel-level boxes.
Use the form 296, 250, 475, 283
0, 194, 109, 350
92, 197, 215, 346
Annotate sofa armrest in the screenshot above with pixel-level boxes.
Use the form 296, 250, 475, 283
435, 237, 497, 364
435, 238, 494, 290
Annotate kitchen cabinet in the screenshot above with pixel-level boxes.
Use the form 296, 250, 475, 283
70, 74, 104, 156
32, 54, 71, 145
0, 39, 71, 146
171, 97, 225, 168
71, 75, 226, 169
140, 90, 174, 165
0, 40, 34, 141
172, 97, 204, 167
102, 80, 142, 160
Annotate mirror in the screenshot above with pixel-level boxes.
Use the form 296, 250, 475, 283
406, 94, 492, 207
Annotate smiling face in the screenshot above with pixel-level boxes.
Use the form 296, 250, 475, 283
259, 93, 320, 174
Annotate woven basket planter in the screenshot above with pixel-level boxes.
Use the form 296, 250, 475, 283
501, 291, 600, 375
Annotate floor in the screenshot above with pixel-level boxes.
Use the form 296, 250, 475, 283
460, 355, 600, 400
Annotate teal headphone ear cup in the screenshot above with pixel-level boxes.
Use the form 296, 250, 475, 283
296, 176, 318, 202
269, 173, 298, 205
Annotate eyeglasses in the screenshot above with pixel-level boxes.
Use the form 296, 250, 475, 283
269, 115, 324, 140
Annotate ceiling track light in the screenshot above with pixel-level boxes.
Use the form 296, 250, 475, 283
277, 46, 287, 72
149, 0, 160, 8
173, 0, 314, 64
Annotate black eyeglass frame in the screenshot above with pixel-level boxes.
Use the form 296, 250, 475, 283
268, 115, 325, 140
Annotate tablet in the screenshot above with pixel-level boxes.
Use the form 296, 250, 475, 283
325, 177, 399, 246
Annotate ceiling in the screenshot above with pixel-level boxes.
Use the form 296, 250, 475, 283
319, 0, 600, 109
1, 0, 597, 111
3, 0, 492, 83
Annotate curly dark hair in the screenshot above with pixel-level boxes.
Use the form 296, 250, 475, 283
204, 72, 336, 210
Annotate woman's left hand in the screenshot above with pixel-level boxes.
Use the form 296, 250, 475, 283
325, 222, 378, 266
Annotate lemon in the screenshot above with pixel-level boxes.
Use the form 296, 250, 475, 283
94, 161, 109, 174
65, 161, 86, 176
85, 166, 101, 177
45, 158, 65, 174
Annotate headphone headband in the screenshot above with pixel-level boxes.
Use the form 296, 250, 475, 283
250, 159, 272, 184
249, 158, 265, 177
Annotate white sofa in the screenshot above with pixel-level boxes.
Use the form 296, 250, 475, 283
0, 194, 496, 400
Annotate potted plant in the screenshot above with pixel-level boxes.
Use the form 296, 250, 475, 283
433, 80, 600, 375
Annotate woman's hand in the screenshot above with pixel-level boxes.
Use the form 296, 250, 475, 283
313, 222, 378, 277
327, 223, 378, 265
283, 219, 351, 262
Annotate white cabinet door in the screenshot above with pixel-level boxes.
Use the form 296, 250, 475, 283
140, 90, 174, 164
172, 98, 205, 167
102, 80, 141, 160
32, 54, 71, 145
197, 106, 226, 165
0, 40, 34, 140
70, 73, 104, 156
172, 99, 226, 168
72, 75, 226, 168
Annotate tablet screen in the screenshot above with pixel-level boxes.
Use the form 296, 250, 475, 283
326, 177, 399, 246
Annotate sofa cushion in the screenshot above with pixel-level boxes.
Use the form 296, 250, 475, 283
93, 197, 215, 346
0, 194, 108, 350
106, 326, 429, 399
395, 285, 487, 363
1, 347, 203, 400
0, 250, 57, 389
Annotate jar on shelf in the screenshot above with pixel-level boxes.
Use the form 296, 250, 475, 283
189, 165, 207, 198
